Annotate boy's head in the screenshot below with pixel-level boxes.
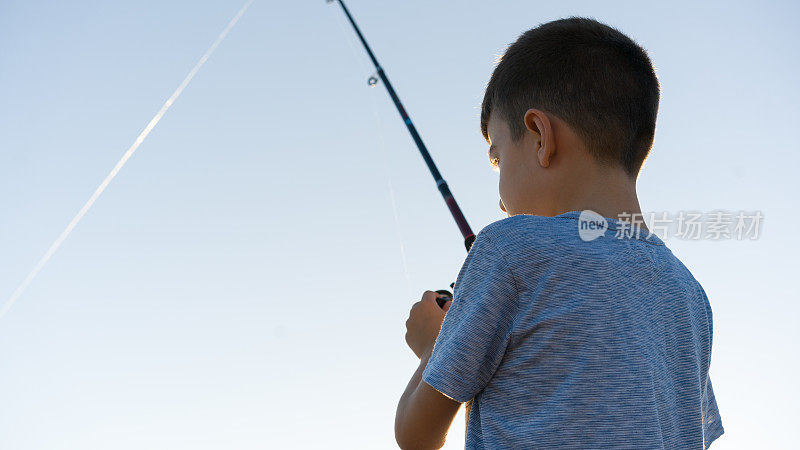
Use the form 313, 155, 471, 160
481, 17, 660, 217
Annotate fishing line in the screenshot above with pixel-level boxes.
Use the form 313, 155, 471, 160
328, 0, 476, 259
0, 0, 253, 320
332, 7, 413, 296
371, 100, 413, 297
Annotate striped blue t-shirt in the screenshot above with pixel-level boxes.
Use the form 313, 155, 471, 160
422, 211, 724, 449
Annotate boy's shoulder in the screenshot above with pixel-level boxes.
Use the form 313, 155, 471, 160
467, 214, 582, 279
476, 211, 674, 274
481, 213, 565, 238
480, 210, 668, 248
477, 212, 587, 255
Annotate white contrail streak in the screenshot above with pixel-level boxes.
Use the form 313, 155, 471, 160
0, 1, 253, 320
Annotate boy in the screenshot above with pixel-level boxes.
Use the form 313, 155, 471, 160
395, 17, 724, 449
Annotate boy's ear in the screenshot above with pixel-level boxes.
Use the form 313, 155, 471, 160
524, 109, 554, 168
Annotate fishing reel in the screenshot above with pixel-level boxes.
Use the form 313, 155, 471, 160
434, 283, 456, 309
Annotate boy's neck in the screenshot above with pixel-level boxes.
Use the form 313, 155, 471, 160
550, 164, 643, 221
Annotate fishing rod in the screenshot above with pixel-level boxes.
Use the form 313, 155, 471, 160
328, 0, 476, 259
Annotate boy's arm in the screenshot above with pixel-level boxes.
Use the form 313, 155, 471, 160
395, 348, 461, 450
395, 231, 517, 448
396, 291, 461, 449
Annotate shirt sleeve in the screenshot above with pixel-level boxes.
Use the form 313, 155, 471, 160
700, 288, 724, 448
703, 374, 724, 448
421, 230, 519, 403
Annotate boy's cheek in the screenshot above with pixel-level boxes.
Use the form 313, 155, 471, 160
498, 169, 509, 200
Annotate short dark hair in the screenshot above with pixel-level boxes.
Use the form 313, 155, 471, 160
480, 17, 660, 176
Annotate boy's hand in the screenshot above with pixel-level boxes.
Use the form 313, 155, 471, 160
404, 290, 452, 359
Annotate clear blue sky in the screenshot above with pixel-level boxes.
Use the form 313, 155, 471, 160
0, 0, 797, 448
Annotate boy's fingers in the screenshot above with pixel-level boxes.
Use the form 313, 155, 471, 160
421, 290, 443, 307
417, 290, 451, 312
421, 290, 439, 302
